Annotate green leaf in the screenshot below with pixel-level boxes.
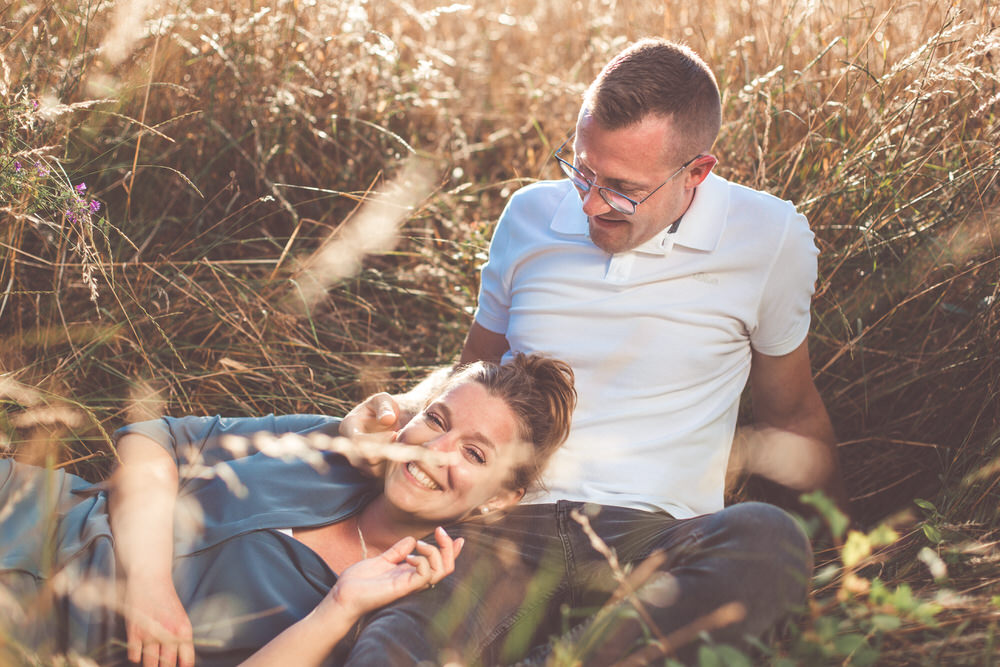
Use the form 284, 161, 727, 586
696, 644, 753, 667
867, 524, 900, 547
800, 490, 850, 539
922, 523, 943, 545
852, 642, 881, 666
833, 633, 868, 655
914, 498, 938, 514
842, 530, 872, 568
871, 614, 902, 631
697, 645, 722, 667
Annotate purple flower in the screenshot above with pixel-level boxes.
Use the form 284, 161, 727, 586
14, 161, 21, 173
75, 183, 87, 192
90, 200, 101, 213
35, 161, 49, 177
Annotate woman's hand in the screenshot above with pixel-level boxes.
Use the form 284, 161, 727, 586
239, 527, 465, 667
340, 392, 405, 438
326, 527, 465, 619
338, 392, 407, 477
123, 574, 195, 667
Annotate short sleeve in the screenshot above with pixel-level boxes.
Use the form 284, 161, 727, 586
750, 209, 818, 356
473, 201, 516, 335
112, 415, 342, 470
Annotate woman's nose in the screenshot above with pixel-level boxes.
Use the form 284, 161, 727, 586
424, 433, 457, 452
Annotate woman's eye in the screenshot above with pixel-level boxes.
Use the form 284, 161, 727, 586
424, 411, 445, 429
464, 446, 485, 464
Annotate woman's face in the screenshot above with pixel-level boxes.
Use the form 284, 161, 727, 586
383, 380, 527, 523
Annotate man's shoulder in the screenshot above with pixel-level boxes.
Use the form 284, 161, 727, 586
496, 179, 579, 238
721, 175, 800, 215
507, 179, 575, 212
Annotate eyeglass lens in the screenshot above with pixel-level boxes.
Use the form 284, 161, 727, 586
557, 160, 635, 214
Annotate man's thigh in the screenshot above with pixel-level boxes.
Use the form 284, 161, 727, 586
555, 501, 812, 664
345, 502, 811, 665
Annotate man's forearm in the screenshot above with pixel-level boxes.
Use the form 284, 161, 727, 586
731, 425, 849, 511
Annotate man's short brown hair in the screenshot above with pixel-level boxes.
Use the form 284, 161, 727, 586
583, 38, 722, 156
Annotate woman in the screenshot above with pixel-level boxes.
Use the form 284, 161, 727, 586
0, 353, 575, 667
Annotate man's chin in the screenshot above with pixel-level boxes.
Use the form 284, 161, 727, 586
588, 218, 630, 253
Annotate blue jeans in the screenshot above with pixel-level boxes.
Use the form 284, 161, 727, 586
342, 501, 812, 665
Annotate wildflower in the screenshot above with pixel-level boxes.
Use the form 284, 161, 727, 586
75, 183, 87, 192
14, 161, 21, 173
90, 200, 101, 213
35, 161, 49, 177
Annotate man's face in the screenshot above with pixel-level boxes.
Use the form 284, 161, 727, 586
571, 113, 714, 254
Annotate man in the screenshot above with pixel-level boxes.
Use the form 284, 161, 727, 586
341, 38, 847, 665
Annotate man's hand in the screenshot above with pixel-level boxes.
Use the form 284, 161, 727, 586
123, 574, 195, 667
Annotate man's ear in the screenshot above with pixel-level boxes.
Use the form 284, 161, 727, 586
486, 487, 525, 513
685, 155, 717, 188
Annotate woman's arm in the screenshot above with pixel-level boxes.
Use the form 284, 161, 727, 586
108, 433, 195, 667
240, 528, 463, 667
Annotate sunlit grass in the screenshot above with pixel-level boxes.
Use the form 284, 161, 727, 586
2, 0, 998, 663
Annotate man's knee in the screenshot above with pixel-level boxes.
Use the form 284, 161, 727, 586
712, 502, 810, 558
701, 502, 813, 604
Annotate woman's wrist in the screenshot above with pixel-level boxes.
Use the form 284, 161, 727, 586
318, 582, 362, 623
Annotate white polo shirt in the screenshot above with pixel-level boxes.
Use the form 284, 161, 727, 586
474, 174, 818, 518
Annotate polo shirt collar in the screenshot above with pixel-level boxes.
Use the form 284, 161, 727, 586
549, 173, 730, 255
669, 172, 729, 253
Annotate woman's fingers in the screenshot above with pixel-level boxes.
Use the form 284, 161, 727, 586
406, 527, 465, 586
126, 620, 193, 667
382, 536, 417, 564
159, 644, 178, 667
405, 553, 430, 578
432, 526, 465, 572
414, 539, 444, 578
179, 641, 196, 667
341, 393, 401, 438
141, 642, 160, 667
373, 394, 399, 426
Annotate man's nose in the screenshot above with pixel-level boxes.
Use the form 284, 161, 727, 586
580, 187, 612, 216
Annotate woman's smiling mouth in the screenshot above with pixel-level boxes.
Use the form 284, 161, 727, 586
406, 461, 442, 491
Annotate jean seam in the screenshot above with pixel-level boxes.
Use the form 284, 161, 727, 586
473, 502, 575, 660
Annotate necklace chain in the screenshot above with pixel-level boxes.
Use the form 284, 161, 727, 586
356, 516, 368, 559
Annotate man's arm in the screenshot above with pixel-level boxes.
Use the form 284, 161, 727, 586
730, 339, 850, 512
459, 321, 509, 364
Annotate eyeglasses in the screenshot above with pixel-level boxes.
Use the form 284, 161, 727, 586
553, 137, 702, 216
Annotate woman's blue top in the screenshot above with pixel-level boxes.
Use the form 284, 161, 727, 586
0, 414, 379, 665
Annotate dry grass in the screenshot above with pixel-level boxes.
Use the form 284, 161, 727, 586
2, 0, 999, 663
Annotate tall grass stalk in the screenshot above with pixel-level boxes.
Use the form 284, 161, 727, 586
2, 0, 998, 663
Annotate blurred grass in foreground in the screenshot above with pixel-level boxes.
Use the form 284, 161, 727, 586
2, 0, 999, 663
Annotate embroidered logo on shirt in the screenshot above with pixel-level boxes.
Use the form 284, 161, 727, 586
691, 272, 719, 285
